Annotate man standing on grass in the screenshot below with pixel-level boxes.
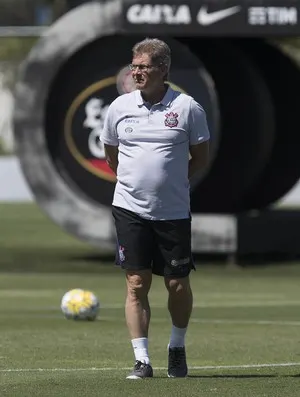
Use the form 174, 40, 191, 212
100, 38, 210, 379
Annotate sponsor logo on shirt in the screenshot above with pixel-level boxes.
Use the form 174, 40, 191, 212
125, 118, 139, 124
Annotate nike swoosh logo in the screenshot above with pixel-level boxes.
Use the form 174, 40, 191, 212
197, 5, 242, 26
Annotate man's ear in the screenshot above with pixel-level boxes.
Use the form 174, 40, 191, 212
161, 65, 169, 81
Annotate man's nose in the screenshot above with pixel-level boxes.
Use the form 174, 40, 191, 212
132, 70, 141, 78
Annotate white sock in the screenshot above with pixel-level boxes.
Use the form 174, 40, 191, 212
169, 325, 187, 348
131, 337, 150, 365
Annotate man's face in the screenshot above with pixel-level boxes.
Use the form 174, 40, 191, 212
131, 53, 166, 91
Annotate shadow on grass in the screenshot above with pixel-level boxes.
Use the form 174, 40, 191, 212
188, 374, 300, 379
0, 247, 117, 274
2, 247, 300, 275
70, 253, 115, 263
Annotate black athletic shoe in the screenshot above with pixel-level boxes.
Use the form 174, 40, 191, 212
126, 360, 153, 379
167, 346, 188, 378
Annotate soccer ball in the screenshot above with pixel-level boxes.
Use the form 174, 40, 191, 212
60, 289, 100, 321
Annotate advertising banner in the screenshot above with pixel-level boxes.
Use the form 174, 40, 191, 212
122, 0, 300, 36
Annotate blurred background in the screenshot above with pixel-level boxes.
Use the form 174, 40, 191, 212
1, 2, 300, 395
2, 0, 300, 261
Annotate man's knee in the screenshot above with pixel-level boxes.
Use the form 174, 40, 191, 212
126, 270, 152, 300
164, 276, 191, 295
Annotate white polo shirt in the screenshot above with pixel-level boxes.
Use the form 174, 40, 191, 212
100, 85, 210, 220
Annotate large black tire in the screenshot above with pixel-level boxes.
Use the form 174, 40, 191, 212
180, 39, 276, 213
237, 39, 300, 211
13, 0, 220, 247
13, 1, 124, 248
46, 34, 220, 207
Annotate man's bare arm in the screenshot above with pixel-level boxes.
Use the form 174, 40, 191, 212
188, 141, 210, 185
104, 144, 119, 175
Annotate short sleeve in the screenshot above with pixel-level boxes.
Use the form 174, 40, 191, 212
188, 99, 210, 145
100, 102, 119, 146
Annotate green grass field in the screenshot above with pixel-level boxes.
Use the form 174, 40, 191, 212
1, 203, 300, 396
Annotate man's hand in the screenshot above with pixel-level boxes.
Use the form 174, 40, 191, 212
189, 141, 210, 189
104, 144, 119, 175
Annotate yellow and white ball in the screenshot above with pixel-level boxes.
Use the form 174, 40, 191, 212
61, 289, 100, 321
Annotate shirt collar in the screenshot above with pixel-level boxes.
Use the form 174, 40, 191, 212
135, 84, 174, 107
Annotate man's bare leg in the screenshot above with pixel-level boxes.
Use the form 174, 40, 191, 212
126, 269, 152, 365
164, 275, 193, 377
165, 276, 193, 334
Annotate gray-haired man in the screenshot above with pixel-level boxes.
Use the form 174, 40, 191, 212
101, 38, 210, 379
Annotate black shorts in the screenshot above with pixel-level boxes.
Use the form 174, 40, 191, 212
112, 205, 195, 278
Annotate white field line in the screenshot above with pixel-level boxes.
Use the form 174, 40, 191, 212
101, 301, 300, 308
1, 362, 300, 373
0, 291, 287, 298
190, 319, 300, 326
1, 291, 300, 308
5, 301, 300, 309
2, 312, 300, 327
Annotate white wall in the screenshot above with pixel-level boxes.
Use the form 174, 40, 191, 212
0, 73, 15, 152
0, 156, 33, 202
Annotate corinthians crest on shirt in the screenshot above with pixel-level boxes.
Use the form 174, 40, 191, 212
164, 112, 179, 128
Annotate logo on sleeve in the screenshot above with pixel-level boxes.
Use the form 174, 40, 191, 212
164, 112, 179, 128
118, 246, 125, 262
